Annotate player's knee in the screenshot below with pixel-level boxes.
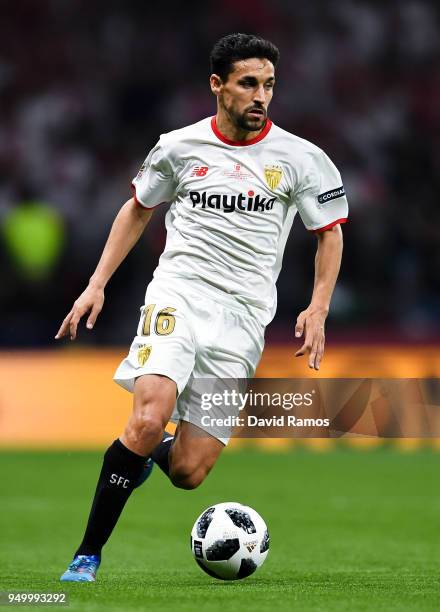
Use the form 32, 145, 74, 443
127, 378, 175, 447
169, 464, 206, 490
171, 473, 203, 490
137, 412, 165, 440
124, 412, 165, 447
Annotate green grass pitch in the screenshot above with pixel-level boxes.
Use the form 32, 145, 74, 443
1, 447, 439, 611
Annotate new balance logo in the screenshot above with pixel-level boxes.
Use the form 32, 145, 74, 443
190, 166, 209, 177
110, 473, 130, 488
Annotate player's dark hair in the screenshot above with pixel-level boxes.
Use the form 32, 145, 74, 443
210, 33, 280, 82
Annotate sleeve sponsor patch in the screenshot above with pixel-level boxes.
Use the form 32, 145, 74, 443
317, 186, 345, 205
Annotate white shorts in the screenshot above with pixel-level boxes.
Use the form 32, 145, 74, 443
113, 276, 265, 444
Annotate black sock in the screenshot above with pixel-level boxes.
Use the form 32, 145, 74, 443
75, 439, 146, 557
151, 434, 174, 476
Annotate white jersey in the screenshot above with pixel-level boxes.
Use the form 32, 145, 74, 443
132, 116, 348, 326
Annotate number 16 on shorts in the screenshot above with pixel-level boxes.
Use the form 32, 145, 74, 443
141, 304, 176, 336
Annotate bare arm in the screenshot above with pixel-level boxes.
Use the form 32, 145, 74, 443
55, 198, 153, 340
295, 224, 343, 370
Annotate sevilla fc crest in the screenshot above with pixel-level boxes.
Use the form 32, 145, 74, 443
138, 344, 152, 366
264, 165, 283, 190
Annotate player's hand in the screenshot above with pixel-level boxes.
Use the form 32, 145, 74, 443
55, 284, 105, 341
294, 307, 327, 370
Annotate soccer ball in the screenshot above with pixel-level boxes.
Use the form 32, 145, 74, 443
190, 502, 269, 580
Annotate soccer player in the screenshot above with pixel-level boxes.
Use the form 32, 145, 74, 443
57, 33, 347, 581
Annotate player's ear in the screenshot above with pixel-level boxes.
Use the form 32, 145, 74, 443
210, 74, 223, 95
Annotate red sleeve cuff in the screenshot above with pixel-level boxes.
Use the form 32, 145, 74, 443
309, 217, 348, 233
131, 183, 145, 208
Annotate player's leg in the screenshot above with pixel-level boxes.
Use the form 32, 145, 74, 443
152, 420, 224, 489
149, 294, 264, 489
60, 374, 176, 582
121, 374, 177, 454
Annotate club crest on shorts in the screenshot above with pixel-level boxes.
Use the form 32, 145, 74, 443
264, 165, 283, 190
137, 344, 152, 366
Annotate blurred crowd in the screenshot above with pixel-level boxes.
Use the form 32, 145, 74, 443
1, 0, 439, 346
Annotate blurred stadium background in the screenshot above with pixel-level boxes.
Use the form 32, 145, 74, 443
1, 0, 439, 448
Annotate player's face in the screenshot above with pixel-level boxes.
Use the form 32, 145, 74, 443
212, 58, 275, 132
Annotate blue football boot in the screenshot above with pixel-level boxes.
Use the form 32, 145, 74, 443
133, 456, 154, 488
60, 554, 101, 582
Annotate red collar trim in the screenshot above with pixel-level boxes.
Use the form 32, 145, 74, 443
211, 116, 272, 146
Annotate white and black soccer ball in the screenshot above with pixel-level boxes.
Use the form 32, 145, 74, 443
190, 502, 269, 580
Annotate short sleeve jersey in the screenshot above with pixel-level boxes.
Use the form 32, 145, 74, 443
132, 117, 348, 325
